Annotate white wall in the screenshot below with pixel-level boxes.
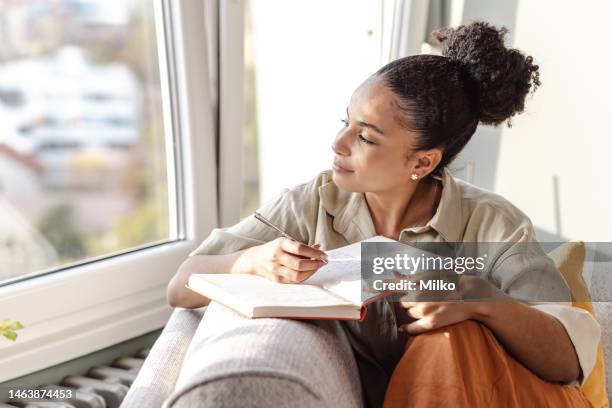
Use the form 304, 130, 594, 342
496, 1, 612, 242
454, 0, 612, 242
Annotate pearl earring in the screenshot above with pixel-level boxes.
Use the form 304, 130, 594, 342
410, 173, 418, 180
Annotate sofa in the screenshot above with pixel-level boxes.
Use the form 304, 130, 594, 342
120, 302, 363, 408
121, 238, 612, 408
119, 300, 611, 407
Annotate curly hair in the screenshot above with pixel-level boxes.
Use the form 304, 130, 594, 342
375, 21, 541, 176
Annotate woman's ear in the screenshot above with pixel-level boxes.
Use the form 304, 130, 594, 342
414, 148, 443, 176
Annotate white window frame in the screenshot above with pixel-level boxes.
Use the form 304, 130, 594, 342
218, 0, 245, 227
381, 0, 431, 62
0, 0, 218, 382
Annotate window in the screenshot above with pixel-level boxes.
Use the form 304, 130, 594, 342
0, 0, 217, 382
0, 0, 173, 284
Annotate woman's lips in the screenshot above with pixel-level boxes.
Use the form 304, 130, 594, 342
333, 160, 353, 173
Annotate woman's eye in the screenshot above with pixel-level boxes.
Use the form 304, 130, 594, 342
358, 134, 375, 145
340, 118, 349, 127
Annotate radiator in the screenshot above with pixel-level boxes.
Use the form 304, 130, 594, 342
3, 347, 150, 408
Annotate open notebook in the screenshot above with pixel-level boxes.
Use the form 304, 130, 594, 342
186, 236, 397, 320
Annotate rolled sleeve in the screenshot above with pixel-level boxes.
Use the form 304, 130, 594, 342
488, 227, 600, 384
189, 174, 320, 257
492, 247, 572, 303
188, 217, 274, 257
531, 303, 601, 385
189, 189, 290, 257
494, 250, 601, 384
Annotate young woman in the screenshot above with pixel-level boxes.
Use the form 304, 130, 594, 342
167, 21, 599, 407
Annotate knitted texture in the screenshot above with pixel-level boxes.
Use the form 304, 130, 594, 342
166, 301, 363, 408
120, 307, 206, 408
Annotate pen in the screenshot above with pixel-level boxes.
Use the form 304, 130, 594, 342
253, 211, 328, 264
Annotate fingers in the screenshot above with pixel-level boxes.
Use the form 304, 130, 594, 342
277, 250, 325, 272
400, 302, 432, 320
274, 265, 316, 283
257, 239, 328, 284
279, 238, 328, 262
276, 253, 321, 283
405, 305, 424, 320
399, 316, 436, 334
397, 302, 469, 334
400, 302, 458, 312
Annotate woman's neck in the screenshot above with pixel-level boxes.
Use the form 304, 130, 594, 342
365, 177, 442, 240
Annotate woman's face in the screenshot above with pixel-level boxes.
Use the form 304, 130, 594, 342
331, 76, 434, 193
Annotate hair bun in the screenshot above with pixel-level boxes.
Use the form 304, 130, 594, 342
432, 21, 540, 126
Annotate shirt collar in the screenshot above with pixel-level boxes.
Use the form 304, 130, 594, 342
318, 167, 464, 243
424, 167, 464, 242
318, 171, 376, 243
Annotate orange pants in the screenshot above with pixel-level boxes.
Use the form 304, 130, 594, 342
383, 320, 592, 408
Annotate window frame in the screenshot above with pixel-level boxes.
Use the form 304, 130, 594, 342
0, 0, 218, 382
218, 0, 244, 227
381, 0, 432, 61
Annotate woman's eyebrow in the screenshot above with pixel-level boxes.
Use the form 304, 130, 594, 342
346, 108, 385, 136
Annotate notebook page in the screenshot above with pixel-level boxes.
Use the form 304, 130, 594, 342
303, 236, 397, 305
189, 273, 354, 309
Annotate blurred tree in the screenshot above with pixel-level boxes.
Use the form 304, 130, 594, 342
88, 1, 158, 84
84, 1, 169, 254
111, 181, 169, 249
85, 106, 169, 255
37, 203, 85, 262
111, 101, 169, 247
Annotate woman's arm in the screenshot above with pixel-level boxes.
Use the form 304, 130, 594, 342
473, 300, 580, 384
398, 276, 581, 384
167, 251, 246, 309
167, 238, 327, 309
400, 299, 580, 383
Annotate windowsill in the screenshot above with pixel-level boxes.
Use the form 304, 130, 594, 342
0, 240, 194, 382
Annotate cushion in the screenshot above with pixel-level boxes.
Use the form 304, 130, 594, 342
548, 241, 609, 408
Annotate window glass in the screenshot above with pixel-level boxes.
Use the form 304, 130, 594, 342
0, 0, 172, 282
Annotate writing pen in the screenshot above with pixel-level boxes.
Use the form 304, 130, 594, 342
253, 211, 328, 264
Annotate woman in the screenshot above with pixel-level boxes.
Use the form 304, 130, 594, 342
167, 22, 599, 407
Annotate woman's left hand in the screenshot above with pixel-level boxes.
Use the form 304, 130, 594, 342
397, 275, 510, 334
398, 300, 476, 334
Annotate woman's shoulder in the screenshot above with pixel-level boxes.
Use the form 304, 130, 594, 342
295, 169, 334, 190
280, 169, 333, 199
264, 170, 333, 214
452, 175, 535, 239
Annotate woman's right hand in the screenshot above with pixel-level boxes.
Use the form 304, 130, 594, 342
234, 237, 328, 283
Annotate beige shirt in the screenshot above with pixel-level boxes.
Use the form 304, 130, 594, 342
191, 167, 600, 405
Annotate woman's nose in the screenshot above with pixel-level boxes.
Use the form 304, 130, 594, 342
332, 130, 351, 156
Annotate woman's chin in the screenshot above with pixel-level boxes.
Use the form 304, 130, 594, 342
332, 170, 356, 190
